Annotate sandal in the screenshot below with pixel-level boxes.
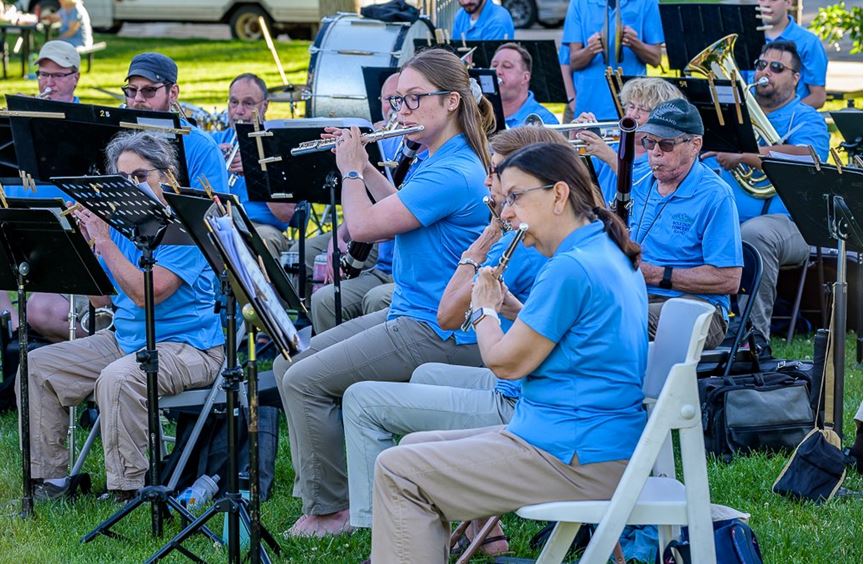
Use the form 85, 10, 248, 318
450, 530, 509, 558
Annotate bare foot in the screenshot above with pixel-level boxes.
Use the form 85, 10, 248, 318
287, 510, 354, 538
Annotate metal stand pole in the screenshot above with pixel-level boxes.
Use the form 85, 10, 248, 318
17, 261, 33, 518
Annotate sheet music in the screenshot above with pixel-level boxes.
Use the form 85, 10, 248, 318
766, 151, 815, 164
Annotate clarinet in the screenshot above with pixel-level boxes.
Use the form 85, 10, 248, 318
613, 116, 638, 225
340, 138, 422, 279
460, 223, 528, 332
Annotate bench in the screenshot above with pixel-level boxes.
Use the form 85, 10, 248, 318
75, 41, 106, 73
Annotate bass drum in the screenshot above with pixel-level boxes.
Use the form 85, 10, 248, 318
306, 14, 435, 121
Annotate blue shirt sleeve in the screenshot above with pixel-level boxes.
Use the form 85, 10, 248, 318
641, 0, 664, 44
185, 127, 229, 193
558, 44, 571, 65
153, 244, 208, 288
561, 0, 583, 45
700, 192, 743, 269
398, 166, 471, 227
518, 257, 588, 342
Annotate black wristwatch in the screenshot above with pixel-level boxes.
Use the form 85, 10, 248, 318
660, 266, 673, 289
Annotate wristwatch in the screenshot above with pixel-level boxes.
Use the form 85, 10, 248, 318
468, 307, 500, 330
343, 170, 364, 183
660, 266, 674, 289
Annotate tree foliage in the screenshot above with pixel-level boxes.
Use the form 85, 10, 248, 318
810, 1, 863, 54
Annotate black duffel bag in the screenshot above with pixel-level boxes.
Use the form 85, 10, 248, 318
699, 362, 815, 457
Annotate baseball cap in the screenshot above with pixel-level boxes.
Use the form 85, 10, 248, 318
36, 41, 80, 70
636, 98, 704, 138
125, 52, 178, 84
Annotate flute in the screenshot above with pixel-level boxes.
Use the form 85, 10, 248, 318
483, 195, 512, 232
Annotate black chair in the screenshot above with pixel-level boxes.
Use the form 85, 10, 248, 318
698, 241, 764, 376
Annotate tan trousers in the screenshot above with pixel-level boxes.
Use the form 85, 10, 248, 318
649, 295, 728, 349
16, 330, 224, 490
371, 426, 627, 563
273, 309, 483, 515
254, 223, 292, 257
311, 268, 394, 333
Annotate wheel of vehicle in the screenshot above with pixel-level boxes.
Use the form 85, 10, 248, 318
502, 0, 538, 29
229, 5, 271, 41
538, 18, 564, 29
94, 23, 123, 34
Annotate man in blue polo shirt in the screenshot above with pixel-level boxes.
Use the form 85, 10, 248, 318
212, 73, 297, 256
561, 0, 664, 120
123, 52, 228, 194
452, 0, 515, 41
749, 0, 828, 109
491, 42, 559, 128
631, 99, 743, 349
702, 41, 829, 354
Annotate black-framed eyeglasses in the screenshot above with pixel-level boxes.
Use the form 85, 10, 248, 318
754, 59, 796, 74
387, 90, 450, 112
502, 183, 555, 207
121, 83, 169, 99
640, 136, 692, 153
36, 70, 77, 79
488, 163, 500, 180
118, 168, 159, 183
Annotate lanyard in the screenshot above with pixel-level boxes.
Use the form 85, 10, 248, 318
633, 178, 675, 245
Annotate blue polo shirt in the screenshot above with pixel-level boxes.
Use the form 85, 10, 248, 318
185, 121, 229, 194
742, 16, 828, 102
100, 230, 224, 354
508, 221, 648, 464
59, 5, 92, 48
561, 0, 664, 120
484, 230, 548, 399
452, 0, 515, 41
210, 128, 285, 229
593, 149, 651, 206
705, 95, 829, 222
631, 160, 743, 314
389, 134, 488, 343
505, 91, 559, 128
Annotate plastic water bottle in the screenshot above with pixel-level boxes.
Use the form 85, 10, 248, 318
222, 472, 251, 549
178, 474, 220, 512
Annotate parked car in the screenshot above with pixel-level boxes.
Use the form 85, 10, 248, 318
16, 0, 356, 39
502, 0, 568, 29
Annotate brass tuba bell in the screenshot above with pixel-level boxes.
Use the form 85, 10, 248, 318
686, 34, 781, 199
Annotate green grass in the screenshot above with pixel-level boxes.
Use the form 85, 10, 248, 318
0, 334, 858, 563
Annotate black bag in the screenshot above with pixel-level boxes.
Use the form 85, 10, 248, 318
360, 0, 419, 22
698, 364, 814, 457
663, 518, 763, 564
772, 428, 850, 503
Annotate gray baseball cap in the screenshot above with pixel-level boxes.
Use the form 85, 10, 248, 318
36, 40, 80, 69
637, 98, 704, 138
126, 52, 178, 84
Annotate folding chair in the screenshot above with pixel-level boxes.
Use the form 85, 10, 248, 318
516, 298, 717, 564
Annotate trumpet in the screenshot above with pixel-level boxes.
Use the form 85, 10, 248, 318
569, 132, 622, 155
37, 87, 52, 99
224, 129, 240, 187
525, 115, 620, 133
483, 195, 512, 232
290, 125, 425, 157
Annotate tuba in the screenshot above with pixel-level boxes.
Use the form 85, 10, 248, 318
686, 34, 781, 199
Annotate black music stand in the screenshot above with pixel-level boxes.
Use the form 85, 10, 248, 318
5, 95, 191, 185
0, 115, 16, 177
763, 159, 863, 440
659, 3, 765, 72
0, 202, 114, 519
469, 68, 506, 133
415, 39, 567, 103
49, 175, 208, 542
830, 110, 863, 163
236, 118, 386, 327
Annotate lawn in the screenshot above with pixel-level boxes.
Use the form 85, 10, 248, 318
0, 34, 861, 563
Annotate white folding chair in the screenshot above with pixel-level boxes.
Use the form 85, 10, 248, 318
516, 298, 717, 564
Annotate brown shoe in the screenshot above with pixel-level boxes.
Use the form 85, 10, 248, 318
97, 489, 137, 503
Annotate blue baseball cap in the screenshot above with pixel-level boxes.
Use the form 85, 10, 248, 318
126, 52, 178, 84
637, 98, 704, 138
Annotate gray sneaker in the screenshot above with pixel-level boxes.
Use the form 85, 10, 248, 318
32, 481, 70, 501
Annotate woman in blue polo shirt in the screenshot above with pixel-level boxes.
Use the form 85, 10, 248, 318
273, 48, 495, 537
369, 142, 649, 561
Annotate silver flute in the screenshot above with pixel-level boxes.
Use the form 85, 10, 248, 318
290, 125, 425, 157
483, 195, 512, 232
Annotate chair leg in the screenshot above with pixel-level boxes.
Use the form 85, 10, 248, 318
787, 261, 809, 344
454, 516, 501, 564
70, 414, 100, 477
536, 521, 581, 564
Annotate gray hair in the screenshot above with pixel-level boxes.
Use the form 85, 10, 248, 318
229, 73, 268, 100
104, 131, 179, 178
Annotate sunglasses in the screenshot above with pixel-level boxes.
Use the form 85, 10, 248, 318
754, 59, 797, 74
640, 136, 693, 153
121, 83, 169, 99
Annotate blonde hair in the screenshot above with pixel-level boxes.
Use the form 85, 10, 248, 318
489, 126, 569, 157
403, 49, 495, 168
619, 78, 684, 111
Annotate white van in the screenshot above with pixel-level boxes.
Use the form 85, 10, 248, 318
17, 0, 356, 39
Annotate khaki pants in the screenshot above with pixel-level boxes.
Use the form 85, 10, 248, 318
343, 363, 515, 527
17, 331, 224, 490
289, 233, 380, 303
648, 295, 728, 349
273, 309, 483, 515
254, 223, 292, 258
371, 426, 627, 563
310, 268, 393, 333
363, 282, 394, 315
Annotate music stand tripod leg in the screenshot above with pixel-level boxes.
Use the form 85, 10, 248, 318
17, 261, 34, 518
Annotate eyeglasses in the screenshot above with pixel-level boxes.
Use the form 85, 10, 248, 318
36, 70, 77, 79
754, 59, 797, 74
640, 136, 692, 153
228, 97, 265, 110
625, 102, 652, 115
487, 164, 500, 180
118, 168, 159, 183
121, 83, 169, 99
502, 183, 555, 207
387, 90, 450, 112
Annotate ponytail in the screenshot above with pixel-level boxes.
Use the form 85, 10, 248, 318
593, 207, 641, 269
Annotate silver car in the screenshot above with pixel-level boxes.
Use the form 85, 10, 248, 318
502, 0, 568, 29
